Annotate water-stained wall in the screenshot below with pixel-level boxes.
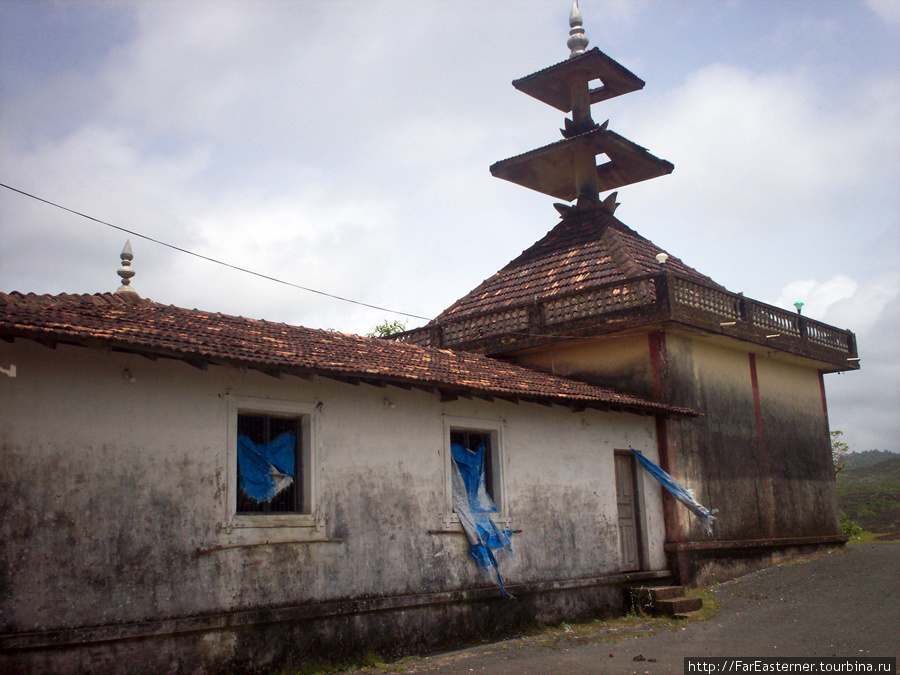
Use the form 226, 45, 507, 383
660, 334, 838, 542
0, 338, 663, 672
511, 335, 656, 400
506, 328, 841, 579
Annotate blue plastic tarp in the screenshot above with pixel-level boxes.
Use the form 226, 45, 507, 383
451, 441, 514, 597
631, 447, 717, 534
237, 432, 296, 503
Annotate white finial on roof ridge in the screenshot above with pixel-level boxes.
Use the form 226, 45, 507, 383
567, 0, 589, 58
115, 239, 140, 298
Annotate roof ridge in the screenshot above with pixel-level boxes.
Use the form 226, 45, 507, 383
429, 210, 727, 324
602, 220, 725, 289
599, 222, 643, 278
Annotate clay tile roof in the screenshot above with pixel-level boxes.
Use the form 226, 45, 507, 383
0, 291, 693, 417
434, 210, 721, 322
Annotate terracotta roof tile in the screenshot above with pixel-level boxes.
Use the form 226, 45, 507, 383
435, 211, 720, 322
0, 291, 693, 417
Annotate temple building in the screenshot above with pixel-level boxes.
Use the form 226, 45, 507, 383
396, 1, 858, 584
0, 3, 859, 673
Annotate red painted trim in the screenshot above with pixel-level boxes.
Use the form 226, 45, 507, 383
648, 331, 666, 400
655, 416, 681, 543
748, 353, 765, 452
650, 332, 680, 544
749, 353, 776, 538
818, 370, 830, 428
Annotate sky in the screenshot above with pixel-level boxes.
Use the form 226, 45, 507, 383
1, 0, 898, 453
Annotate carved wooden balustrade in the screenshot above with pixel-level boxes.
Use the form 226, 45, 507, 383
393, 272, 858, 370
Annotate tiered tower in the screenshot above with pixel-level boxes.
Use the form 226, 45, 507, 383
397, 2, 857, 584
490, 1, 672, 214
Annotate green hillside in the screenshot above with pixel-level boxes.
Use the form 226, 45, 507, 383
843, 449, 899, 469
836, 456, 900, 535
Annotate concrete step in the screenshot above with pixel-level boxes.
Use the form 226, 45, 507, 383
625, 585, 703, 617
630, 585, 685, 602
657, 595, 704, 616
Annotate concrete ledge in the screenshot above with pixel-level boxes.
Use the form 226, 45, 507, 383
664, 535, 848, 552
664, 535, 848, 587
0, 569, 671, 653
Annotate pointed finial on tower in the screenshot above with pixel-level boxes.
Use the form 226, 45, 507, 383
567, 0, 589, 58
115, 239, 140, 298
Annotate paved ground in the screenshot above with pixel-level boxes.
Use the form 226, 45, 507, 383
345, 543, 899, 675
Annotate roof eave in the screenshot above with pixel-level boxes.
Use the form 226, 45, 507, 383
1, 324, 693, 417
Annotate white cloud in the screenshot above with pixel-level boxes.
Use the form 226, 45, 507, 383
0, 124, 211, 296
820, 274, 899, 337
865, 0, 900, 26
626, 64, 899, 235
774, 273, 900, 364
775, 276, 858, 324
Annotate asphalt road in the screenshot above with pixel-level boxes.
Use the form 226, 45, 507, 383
356, 543, 899, 675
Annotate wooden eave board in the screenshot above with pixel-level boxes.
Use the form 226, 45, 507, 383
512, 48, 645, 112
490, 128, 674, 200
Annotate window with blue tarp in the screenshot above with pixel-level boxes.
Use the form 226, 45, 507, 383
450, 429, 514, 597
451, 430, 496, 500
237, 414, 302, 513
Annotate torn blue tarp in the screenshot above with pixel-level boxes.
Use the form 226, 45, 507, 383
451, 441, 514, 597
237, 432, 296, 503
631, 448, 717, 534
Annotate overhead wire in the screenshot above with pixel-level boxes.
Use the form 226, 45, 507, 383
0, 182, 431, 321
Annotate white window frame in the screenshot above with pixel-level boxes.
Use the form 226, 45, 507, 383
441, 415, 507, 530
225, 396, 319, 531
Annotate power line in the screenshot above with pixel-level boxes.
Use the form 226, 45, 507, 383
0, 182, 431, 321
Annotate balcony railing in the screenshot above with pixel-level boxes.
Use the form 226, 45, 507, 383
544, 276, 657, 325
393, 272, 858, 368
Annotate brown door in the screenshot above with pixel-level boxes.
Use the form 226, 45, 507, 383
615, 453, 641, 571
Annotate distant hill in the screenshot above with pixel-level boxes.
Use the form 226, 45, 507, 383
843, 449, 899, 470
836, 455, 900, 534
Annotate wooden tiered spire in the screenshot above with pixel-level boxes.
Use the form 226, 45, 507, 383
490, 1, 673, 213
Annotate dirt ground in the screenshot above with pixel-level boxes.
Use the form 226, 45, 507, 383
337, 543, 899, 675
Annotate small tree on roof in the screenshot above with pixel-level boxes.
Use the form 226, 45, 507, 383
367, 319, 407, 338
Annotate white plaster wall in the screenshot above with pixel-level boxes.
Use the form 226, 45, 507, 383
0, 338, 663, 635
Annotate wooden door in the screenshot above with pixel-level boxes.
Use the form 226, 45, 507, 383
615, 454, 641, 571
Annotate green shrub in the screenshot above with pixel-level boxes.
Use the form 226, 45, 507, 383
840, 518, 863, 539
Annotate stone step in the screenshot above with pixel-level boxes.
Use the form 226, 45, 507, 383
657, 595, 704, 616
629, 585, 685, 603
625, 585, 703, 617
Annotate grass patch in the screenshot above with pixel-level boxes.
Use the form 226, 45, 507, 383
848, 530, 900, 544
523, 596, 720, 651
277, 651, 388, 675
779, 546, 846, 567
285, 664, 355, 675
684, 586, 719, 621
285, 591, 723, 672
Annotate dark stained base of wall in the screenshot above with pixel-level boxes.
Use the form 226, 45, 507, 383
0, 570, 669, 675
665, 535, 848, 587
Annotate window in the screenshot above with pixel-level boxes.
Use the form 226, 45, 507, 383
450, 430, 496, 501
226, 397, 317, 530
237, 413, 302, 513
442, 416, 506, 529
